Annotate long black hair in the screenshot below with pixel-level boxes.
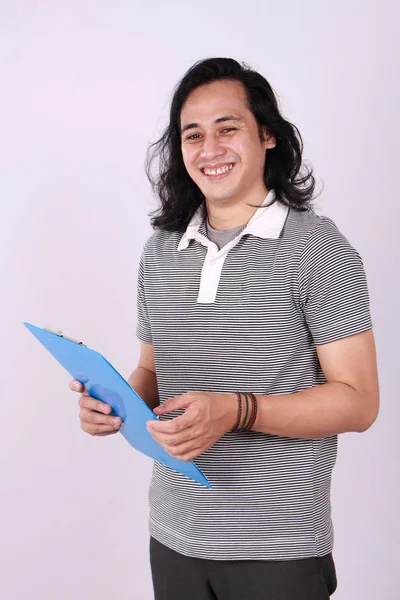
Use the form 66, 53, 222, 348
145, 57, 317, 232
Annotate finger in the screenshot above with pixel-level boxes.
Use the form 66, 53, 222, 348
80, 407, 122, 428
153, 394, 192, 416
78, 395, 112, 415
148, 425, 197, 448
165, 440, 204, 462
82, 421, 121, 436
69, 379, 88, 395
148, 411, 195, 434
178, 448, 204, 462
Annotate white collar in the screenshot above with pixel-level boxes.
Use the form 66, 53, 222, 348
177, 189, 289, 251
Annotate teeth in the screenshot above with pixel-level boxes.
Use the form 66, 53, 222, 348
203, 164, 233, 176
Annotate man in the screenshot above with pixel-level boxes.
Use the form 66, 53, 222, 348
71, 58, 379, 599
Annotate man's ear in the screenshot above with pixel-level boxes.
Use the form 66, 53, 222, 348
261, 127, 276, 150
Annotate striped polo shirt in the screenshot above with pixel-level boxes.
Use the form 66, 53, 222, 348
136, 189, 372, 561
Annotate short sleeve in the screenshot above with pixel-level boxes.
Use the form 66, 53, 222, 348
136, 246, 153, 344
298, 217, 373, 345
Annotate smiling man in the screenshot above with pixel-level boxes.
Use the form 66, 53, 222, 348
73, 57, 379, 599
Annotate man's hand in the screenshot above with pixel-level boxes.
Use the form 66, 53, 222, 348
146, 391, 237, 462
69, 379, 122, 436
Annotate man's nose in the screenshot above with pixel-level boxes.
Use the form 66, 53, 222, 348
200, 135, 227, 160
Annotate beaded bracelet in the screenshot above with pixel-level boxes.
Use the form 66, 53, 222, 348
232, 392, 243, 431
244, 392, 258, 431
237, 392, 249, 432
231, 392, 258, 432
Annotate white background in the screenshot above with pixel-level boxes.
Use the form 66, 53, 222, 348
1, 1, 398, 598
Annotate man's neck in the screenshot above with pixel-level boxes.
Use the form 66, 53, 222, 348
205, 187, 270, 231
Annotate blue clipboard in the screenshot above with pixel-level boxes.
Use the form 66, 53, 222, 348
24, 322, 211, 488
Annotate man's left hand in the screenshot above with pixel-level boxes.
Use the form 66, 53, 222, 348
146, 391, 237, 462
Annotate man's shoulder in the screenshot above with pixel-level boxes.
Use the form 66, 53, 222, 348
289, 206, 337, 232
289, 207, 362, 274
142, 228, 182, 258
289, 207, 346, 247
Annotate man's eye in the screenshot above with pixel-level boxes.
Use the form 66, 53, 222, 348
185, 128, 236, 141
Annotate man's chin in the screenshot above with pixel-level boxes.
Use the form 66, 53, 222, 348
198, 184, 240, 204
204, 192, 239, 204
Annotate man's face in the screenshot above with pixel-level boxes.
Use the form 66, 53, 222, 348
180, 80, 275, 206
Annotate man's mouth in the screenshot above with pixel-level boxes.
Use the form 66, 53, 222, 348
200, 163, 235, 179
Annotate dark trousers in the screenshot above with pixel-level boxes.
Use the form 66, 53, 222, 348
150, 537, 337, 600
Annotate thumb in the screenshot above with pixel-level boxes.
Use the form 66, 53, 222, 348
154, 393, 192, 415
70, 379, 88, 395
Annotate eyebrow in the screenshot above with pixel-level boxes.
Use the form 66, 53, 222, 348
181, 115, 243, 135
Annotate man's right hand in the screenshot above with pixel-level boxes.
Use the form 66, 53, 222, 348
69, 379, 122, 436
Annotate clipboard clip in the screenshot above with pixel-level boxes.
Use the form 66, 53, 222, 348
43, 328, 87, 347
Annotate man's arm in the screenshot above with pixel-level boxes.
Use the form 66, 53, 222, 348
127, 342, 160, 411
146, 329, 380, 462
251, 329, 380, 438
